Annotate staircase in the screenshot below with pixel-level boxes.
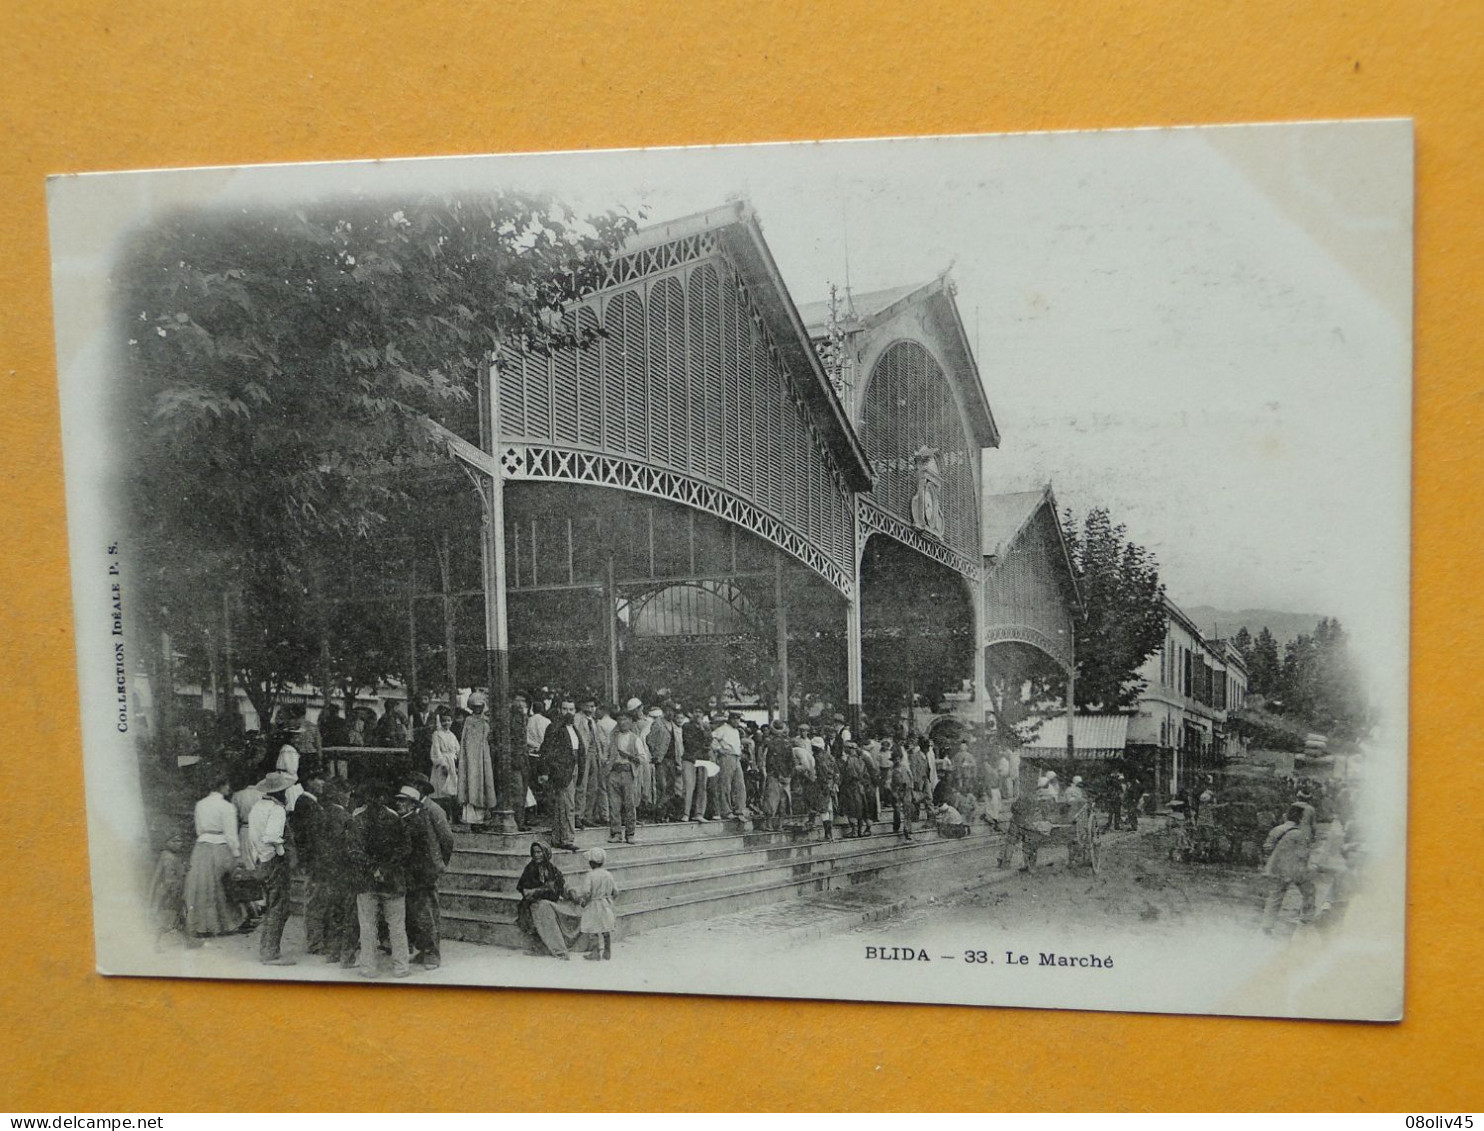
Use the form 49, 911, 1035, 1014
439, 818, 998, 948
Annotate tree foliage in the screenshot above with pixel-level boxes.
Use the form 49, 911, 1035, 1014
1062, 507, 1167, 711
120, 193, 639, 724
1230, 617, 1372, 746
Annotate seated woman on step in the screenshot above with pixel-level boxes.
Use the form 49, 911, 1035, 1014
515, 840, 583, 959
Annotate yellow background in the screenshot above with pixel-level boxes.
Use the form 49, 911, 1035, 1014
2, 0, 1479, 1112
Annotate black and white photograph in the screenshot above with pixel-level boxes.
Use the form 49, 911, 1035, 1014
47, 120, 1411, 1019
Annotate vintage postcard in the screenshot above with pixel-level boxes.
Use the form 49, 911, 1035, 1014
48, 121, 1411, 1019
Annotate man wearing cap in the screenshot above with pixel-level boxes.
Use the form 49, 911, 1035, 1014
573, 698, 606, 830
248, 770, 297, 966
661, 705, 687, 821
348, 784, 413, 978
626, 697, 655, 815
396, 782, 446, 970
645, 705, 673, 818
538, 706, 583, 849
1062, 775, 1086, 804
679, 709, 710, 822
761, 721, 794, 831
607, 712, 643, 843
712, 712, 746, 820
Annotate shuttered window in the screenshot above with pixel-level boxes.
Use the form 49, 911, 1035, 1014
552, 312, 580, 445
648, 276, 682, 468
575, 305, 602, 449
620, 291, 647, 462
494, 247, 854, 583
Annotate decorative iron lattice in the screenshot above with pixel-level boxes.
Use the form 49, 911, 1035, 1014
857, 496, 981, 585
497, 235, 856, 591
982, 506, 1075, 674
599, 233, 719, 289
859, 340, 979, 564
503, 443, 854, 598
983, 624, 1074, 674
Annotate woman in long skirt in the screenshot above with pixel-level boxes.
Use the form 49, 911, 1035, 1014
429, 709, 460, 799
516, 841, 583, 958
183, 772, 247, 938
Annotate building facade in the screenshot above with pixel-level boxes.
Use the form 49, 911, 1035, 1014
1128, 597, 1250, 793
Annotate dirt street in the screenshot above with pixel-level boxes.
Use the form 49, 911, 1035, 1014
850, 817, 1317, 942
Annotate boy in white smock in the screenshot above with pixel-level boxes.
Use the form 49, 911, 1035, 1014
577, 846, 619, 960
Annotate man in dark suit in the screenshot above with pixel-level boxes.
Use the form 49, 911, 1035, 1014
539, 707, 584, 849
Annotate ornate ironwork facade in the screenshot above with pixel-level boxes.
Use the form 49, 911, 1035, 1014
857, 496, 981, 585
858, 340, 980, 567
496, 236, 856, 596
500, 443, 854, 597
982, 505, 1076, 673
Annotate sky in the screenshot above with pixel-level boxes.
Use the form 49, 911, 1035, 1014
531, 125, 1413, 627
59, 120, 1413, 682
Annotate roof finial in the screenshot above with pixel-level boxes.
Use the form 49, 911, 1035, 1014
841, 199, 855, 314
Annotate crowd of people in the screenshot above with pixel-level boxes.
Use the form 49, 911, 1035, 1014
1250, 777, 1361, 934
453, 686, 1016, 850
148, 683, 1026, 968
152, 681, 1352, 966
150, 762, 458, 977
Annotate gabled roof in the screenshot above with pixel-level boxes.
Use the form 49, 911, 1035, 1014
798, 274, 999, 450
619, 201, 874, 492
981, 483, 1082, 608
796, 283, 924, 335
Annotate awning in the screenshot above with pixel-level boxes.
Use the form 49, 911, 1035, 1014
1025, 713, 1130, 759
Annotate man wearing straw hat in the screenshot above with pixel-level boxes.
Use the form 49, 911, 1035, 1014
247, 770, 297, 966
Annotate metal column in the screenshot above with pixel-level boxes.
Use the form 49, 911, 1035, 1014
774, 552, 789, 726
605, 554, 621, 705
479, 358, 517, 835
1065, 622, 1076, 764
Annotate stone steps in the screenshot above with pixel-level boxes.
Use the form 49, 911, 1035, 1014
449, 823, 793, 873
439, 823, 997, 949
445, 826, 945, 891
448, 826, 840, 882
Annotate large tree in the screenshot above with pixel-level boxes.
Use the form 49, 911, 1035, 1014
120, 193, 638, 726
1062, 507, 1167, 711
1273, 617, 1372, 743
1247, 626, 1282, 699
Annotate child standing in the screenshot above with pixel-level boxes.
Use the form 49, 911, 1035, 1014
148, 828, 191, 948
577, 846, 619, 961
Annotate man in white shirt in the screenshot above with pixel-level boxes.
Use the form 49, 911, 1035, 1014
626, 697, 655, 813
248, 770, 297, 966
524, 700, 550, 815
712, 712, 746, 820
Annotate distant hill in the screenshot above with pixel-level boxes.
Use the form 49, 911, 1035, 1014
1180, 606, 1327, 646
